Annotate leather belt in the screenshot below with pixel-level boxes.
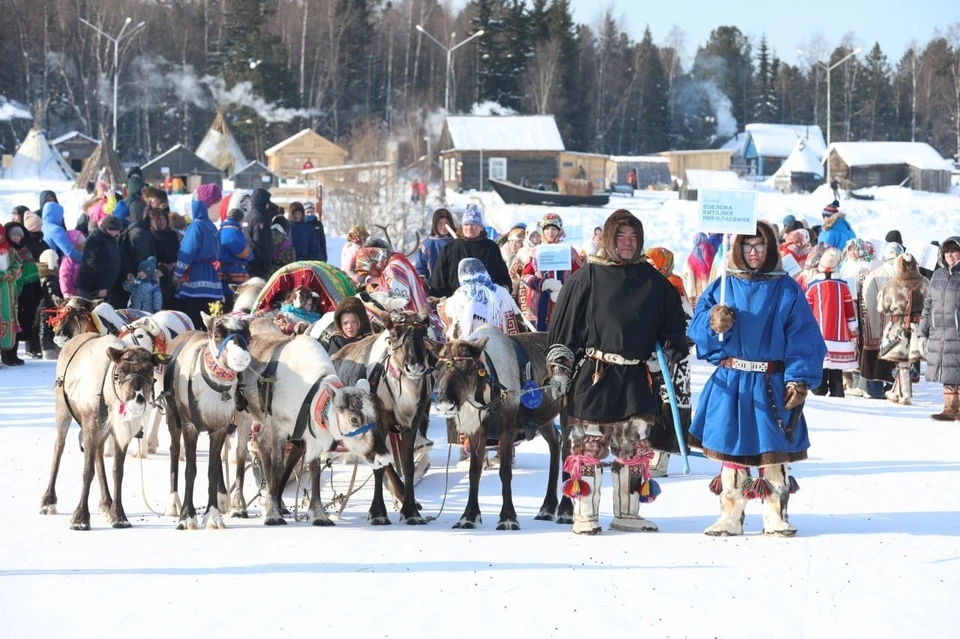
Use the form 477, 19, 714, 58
585, 348, 642, 366
719, 357, 784, 373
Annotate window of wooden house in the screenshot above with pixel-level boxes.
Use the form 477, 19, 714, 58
489, 157, 507, 180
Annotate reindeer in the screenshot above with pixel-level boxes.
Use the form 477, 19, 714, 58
47, 297, 150, 348
39, 335, 166, 529
432, 327, 563, 529
332, 311, 434, 525
161, 313, 253, 530
239, 333, 393, 524
230, 277, 267, 314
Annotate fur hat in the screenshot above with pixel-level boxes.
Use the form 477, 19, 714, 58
598, 209, 644, 265
38, 249, 58, 277
730, 220, 781, 273
822, 200, 840, 218
194, 183, 222, 210
432, 208, 455, 235
882, 241, 905, 262
818, 247, 842, 273
885, 230, 903, 245
461, 204, 485, 228
23, 212, 42, 233
541, 212, 563, 231
334, 296, 373, 336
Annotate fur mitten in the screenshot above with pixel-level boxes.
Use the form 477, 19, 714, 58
709, 304, 735, 334
784, 382, 808, 409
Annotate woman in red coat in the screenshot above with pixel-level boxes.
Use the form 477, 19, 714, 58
805, 247, 858, 397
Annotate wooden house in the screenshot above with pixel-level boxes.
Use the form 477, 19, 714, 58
680, 169, 740, 201
265, 129, 349, 179
658, 149, 731, 180
557, 151, 607, 192
52, 131, 99, 173
141, 144, 223, 189
605, 156, 672, 190
824, 142, 953, 193
723, 124, 826, 177
439, 115, 565, 192
231, 160, 279, 190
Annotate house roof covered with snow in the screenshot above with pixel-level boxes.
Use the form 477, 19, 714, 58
51, 131, 99, 146
742, 123, 826, 159
608, 155, 670, 164
773, 139, 824, 178
683, 169, 740, 190
442, 115, 565, 152
827, 142, 952, 170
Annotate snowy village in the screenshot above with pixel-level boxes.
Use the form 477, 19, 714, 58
0, 1, 959, 637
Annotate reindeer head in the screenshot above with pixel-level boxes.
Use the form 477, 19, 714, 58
381, 310, 434, 380
286, 286, 320, 313
202, 312, 252, 372
431, 337, 489, 416
326, 379, 392, 468
106, 346, 169, 419
119, 318, 165, 354
49, 297, 102, 347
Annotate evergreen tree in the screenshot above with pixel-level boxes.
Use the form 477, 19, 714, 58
471, 0, 506, 106
634, 27, 670, 153
753, 37, 777, 122
692, 26, 753, 130
546, 0, 585, 148
500, 0, 532, 110
857, 43, 896, 140
670, 75, 716, 149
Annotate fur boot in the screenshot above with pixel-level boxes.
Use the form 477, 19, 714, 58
610, 462, 658, 532
571, 468, 602, 535
568, 426, 604, 535
649, 451, 669, 478
760, 464, 797, 537
704, 464, 748, 536
931, 387, 960, 421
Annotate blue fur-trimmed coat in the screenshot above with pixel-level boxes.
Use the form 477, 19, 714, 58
688, 272, 826, 466
173, 200, 222, 300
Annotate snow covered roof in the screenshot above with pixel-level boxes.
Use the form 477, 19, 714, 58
443, 115, 565, 152
608, 155, 670, 164
744, 123, 826, 159
264, 129, 347, 157
232, 160, 274, 177
827, 142, 952, 170
196, 112, 248, 175
683, 169, 740, 190
720, 132, 748, 155
51, 131, 99, 146
8, 128, 75, 180
773, 139, 824, 178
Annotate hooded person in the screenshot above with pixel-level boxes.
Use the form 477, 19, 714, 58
341, 225, 370, 282
35, 249, 61, 359
918, 237, 960, 420
121, 172, 145, 225
41, 201, 82, 266
219, 208, 253, 308
438, 257, 525, 341
878, 253, 927, 405
818, 200, 856, 250
173, 200, 222, 328
286, 201, 322, 261
805, 247, 858, 398
0, 223, 24, 365
859, 241, 905, 393
687, 220, 826, 538
35, 190, 58, 218
324, 296, 374, 356
545, 209, 688, 535
4, 221, 41, 359
123, 255, 163, 313
415, 207, 456, 284
521, 213, 583, 331
245, 187, 275, 279
779, 228, 812, 279
115, 186, 164, 309
430, 204, 511, 298
302, 201, 327, 262
75, 215, 123, 301
680, 232, 718, 308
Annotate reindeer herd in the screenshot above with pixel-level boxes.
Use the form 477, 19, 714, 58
37, 290, 575, 531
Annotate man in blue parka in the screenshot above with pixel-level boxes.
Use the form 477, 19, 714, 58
688, 220, 826, 538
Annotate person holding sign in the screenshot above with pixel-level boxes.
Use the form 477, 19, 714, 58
688, 220, 826, 538
521, 213, 583, 331
545, 210, 688, 535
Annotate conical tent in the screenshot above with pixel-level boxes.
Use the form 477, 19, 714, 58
196, 110, 248, 176
8, 127, 75, 180
75, 126, 126, 189
773, 138, 824, 178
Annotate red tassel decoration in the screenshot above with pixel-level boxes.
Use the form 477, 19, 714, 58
708, 474, 723, 495
742, 477, 772, 500
562, 478, 590, 498
788, 476, 800, 494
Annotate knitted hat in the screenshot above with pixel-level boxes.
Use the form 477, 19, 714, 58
461, 204, 485, 228
194, 183, 223, 210
23, 212, 42, 233
884, 230, 903, 245
818, 247, 842, 273
100, 215, 123, 232
303, 201, 316, 215
782, 214, 796, 228
541, 212, 563, 231
822, 200, 840, 218
138, 256, 157, 280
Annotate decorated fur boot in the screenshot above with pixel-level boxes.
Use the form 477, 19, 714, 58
760, 464, 797, 537
609, 447, 659, 532
563, 428, 604, 535
704, 463, 749, 536
648, 451, 670, 478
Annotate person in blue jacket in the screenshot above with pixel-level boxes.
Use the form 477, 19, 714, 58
414, 207, 455, 285
173, 200, 222, 329
286, 201, 321, 261
219, 208, 253, 309
41, 202, 82, 264
688, 220, 826, 538
817, 200, 856, 250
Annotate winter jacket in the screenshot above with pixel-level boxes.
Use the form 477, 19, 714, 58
861, 246, 904, 350
25, 230, 49, 263
244, 188, 274, 278
151, 226, 181, 270
58, 230, 84, 297
818, 214, 856, 251
123, 174, 145, 224
879, 256, 928, 363
806, 274, 859, 369
341, 241, 362, 280
174, 200, 222, 300
41, 202, 82, 264
119, 218, 156, 279
219, 218, 253, 288
429, 233, 511, 298
919, 237, 960, 385
124, 278, 163, 313
415, 234, 454, 283
289, 219, 321, 261
304, 215, 328, 262
75, 228, 121, 295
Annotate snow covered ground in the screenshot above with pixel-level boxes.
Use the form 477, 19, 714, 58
2, 355, 959, 638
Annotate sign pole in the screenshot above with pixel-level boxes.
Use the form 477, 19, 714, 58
718, 234, 728, 341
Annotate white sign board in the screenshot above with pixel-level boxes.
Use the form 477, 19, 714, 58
161, 166, 170, 175
920, 244, 940, 272
698, 189, 758, 235
537, 243, 572, 272
781, 253, 803, 277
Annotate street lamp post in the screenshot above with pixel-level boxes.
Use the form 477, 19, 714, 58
80, 16, 146, 151
415, 24, 485, 112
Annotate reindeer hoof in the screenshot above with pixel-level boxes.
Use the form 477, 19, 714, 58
112, 519, 132, 529
39, 503, 57, 515
69, 520, 90, 531
368, 514, 391, 526
453, 517, 478, 529
230, 509, 249, 519
401, 514, 427, 525
264, 516, 287, 526
176, 516, 198, 530
311, 517, 335, 527
496, 520, 521, 531
534, 510, 555, 521
556, 514, 574, 525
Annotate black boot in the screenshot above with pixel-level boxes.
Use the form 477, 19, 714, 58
828, 369, 845, 397
1, 349, 22, 366
812, 370, 829, 396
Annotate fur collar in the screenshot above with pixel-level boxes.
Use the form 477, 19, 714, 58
821, 213, 846, 231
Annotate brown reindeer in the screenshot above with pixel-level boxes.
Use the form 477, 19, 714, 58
39, 335, 166, 530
